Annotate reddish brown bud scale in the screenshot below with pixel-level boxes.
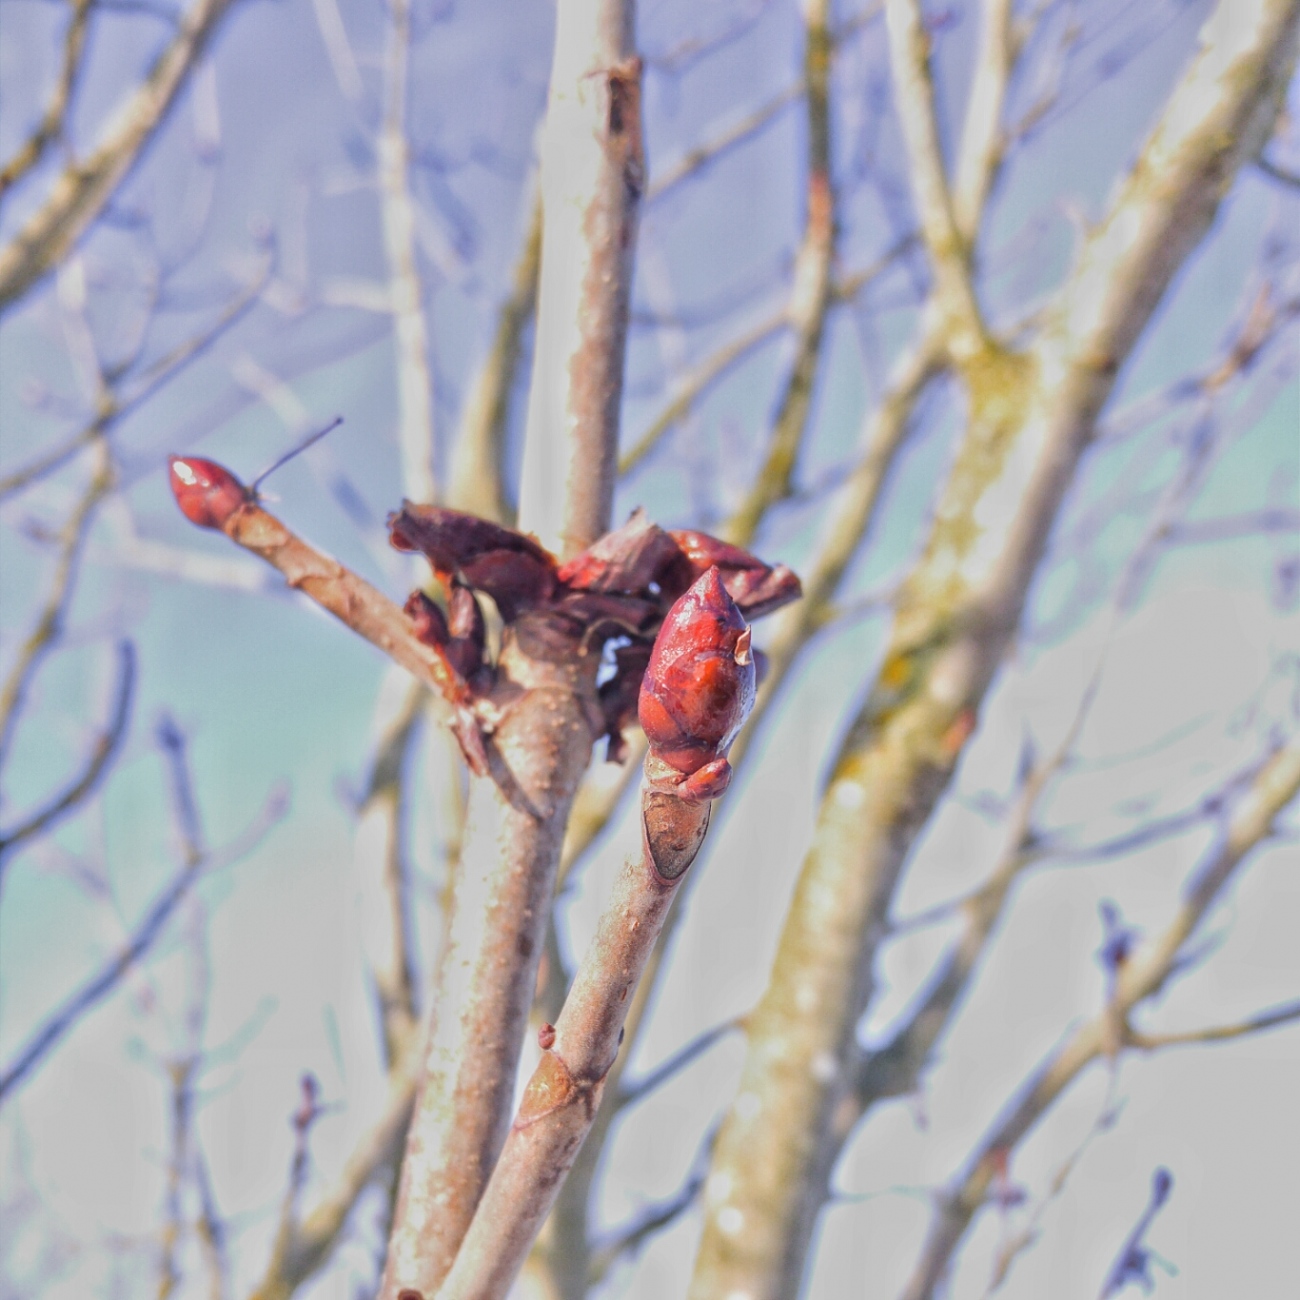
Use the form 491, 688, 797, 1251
639, 567, 756, 801
168, 456, 248, 530
537, 1022, 557, 1050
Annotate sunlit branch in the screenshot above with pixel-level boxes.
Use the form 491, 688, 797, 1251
379, 0, 437, 504
1127, 999, 1300, 1050
437, 771, 714, 1300
0, 0, 246, 311
724, 0, 836, 547
952, 0, 1015, 241
884, 0, 987, 354
518, 0, 642, 558
856, 349, 1287, 1107
0, 640, 135, 868
205, 497, 463, 709
0, 0, 94, 199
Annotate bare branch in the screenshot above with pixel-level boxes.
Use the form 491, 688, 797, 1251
724, 0, 836, 547
0, 0, 246, 311
690, 3, 1300, 1291
884, 0, 987, 354
248, 1058, 418, 1300
952, 0, 1015, 241
0, 0, 94, 199
647, 83, 803, 202
587, 1122, 716, 1285
204, 496, 464, 708
1126, 998, 1300, 1050
1163, 508, 1300, 545
379, 0, 437, 504
448, 190, 542, 523
1256, 153, 1300, 188
0, 261, 268, 502
618, 309, 788, 475
436, 773, 714, 1300
0, 440, 115, 777
0, 640, 135, 866
617, 1016, 741, 1109
0, 722, 287, 1104
1097, 1168, 1174, 1300
896, 738, 1300, 1300
517, 0, 642, 558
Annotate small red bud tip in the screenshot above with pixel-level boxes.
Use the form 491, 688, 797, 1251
537, 1022, 557, 1050
168, 455, 248, 530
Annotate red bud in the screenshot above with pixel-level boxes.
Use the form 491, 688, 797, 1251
638, 567, 756, 780
169, 456, 248, 530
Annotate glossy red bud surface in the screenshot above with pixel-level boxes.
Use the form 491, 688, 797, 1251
168, 456, 248, 530
638, 567, 756, 776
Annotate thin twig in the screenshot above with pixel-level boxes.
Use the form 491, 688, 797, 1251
0, 440, 115, 778
0, 0, 95, 199
896, 738, 1300, 1300
0, 734, 286, 1104
0, 0, 246, 310
0, 263, 268, 502
647, 83, 803, 202
0, 640, 135, 867
448, 189, 542, 523
884, 0, 988, 354
616, 1016, 742, 1109
724, 0, 836, 547
1126, 998, 1300, 1050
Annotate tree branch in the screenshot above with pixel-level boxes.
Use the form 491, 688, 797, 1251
0, 440, 115, 779
517, 0, 643, 559
0, 0, 95, 199
724, 0, 837, 547
379, 0, 437, 505
896, 737, 1300, 1300
0, 640, 135, 867
688, 3, 1300, 1292
436, 771, 714, 1300
448, 190, 542, 523
0, 0, 246, 311
0, 721, 286, 1104
884, 0, 987, 354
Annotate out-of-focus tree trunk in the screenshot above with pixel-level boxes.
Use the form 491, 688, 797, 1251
688, 2, 1300, 1295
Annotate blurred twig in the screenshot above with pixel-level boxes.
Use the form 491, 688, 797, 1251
0, 0, 246, 310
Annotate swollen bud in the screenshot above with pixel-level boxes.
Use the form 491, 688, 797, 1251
168, 456, 248, 530
638, 567, 756, 789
